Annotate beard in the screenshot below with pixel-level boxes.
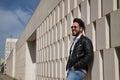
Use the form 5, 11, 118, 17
72, 30, 80, 37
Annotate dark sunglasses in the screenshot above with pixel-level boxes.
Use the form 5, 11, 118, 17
71, 26, 78, 29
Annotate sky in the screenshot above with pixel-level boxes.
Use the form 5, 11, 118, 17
0, 0, 40, 58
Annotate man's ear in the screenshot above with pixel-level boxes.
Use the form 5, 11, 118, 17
80, 27, 83, 32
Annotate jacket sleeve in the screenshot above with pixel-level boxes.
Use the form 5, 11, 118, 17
74, 38, 94, 69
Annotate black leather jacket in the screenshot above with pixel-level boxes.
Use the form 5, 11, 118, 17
66, 35, 94, 71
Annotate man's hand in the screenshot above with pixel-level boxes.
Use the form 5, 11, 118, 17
71, 66, 75, 70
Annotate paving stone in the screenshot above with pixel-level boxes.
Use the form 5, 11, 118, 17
0, 73, 15, 80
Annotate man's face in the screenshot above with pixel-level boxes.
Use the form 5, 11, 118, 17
71, 22, 83, 36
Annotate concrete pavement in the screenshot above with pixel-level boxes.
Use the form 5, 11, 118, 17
0, 73, 15, 80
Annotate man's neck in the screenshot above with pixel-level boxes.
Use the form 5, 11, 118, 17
75, 33, 82, 39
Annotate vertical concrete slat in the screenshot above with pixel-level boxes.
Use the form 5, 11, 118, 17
111, 9, 120, 47
62, 18, 67, 38
70, 0, 77, 11
64, 0, 70, 16
96, 17, 109, 50
103, 48, 119, 80
55, 5, 60, 23
81, 0, 90, 24
86, 23, 96, 51
92, 51, 103, 80
103, 0, 117, 15
73, 6, 81, 19
64, 36, 70, 58
49, 14, 52, 29
60, 0, 64, 20
90, 0, 101, 22
77, 0, 84, 5
67, 13, 73, 35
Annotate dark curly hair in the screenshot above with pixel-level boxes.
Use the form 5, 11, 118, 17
73, 18, 85, 30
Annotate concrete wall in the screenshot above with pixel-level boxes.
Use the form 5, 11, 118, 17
25, 42, 36, 80
5, 38, 17, 74
36, 0, 120, 80
6, 49, 15, 78
15, 44, 26, 80
15, 0, 120, 80
15, 41, 36, 80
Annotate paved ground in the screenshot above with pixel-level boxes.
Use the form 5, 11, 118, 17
0, 73, 15, 80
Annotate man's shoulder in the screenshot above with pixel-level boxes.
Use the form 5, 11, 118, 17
82, 35, 92, 43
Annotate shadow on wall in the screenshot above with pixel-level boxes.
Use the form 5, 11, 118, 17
27, 31, 36, 63
115, 47, 120, 78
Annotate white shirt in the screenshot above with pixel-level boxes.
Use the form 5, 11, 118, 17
71, 33, 82, 54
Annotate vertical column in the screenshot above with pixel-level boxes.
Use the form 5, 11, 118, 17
64, 0, 70, 16
55, 5, 60, 23
64, 36, 70, 58
103, 0, 117, 15
81, 0, 90, 24
91, 51, 103, 80
59, 39, 63, 59
103, 48, 119, 80
57, 22, 61, 40
96, 17, 109, 50
90, 0, 101, 22
62, 18, 67, 38
73, 6, 81, 18
67, 13, 73, 35
49, 14, 52, 29
86, 23, 96, 51
111, 9, 120, 47
52, 10, 56, 26
77, 0, 84, 5
62, 58, 67, 79
70, 0, 77, 11
54, 25, 57, 42
60, 0, 64, 20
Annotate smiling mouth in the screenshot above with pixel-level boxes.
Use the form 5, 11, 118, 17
72, 30, 76, 33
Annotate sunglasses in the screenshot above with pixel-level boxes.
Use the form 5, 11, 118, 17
71, 26, 78, 29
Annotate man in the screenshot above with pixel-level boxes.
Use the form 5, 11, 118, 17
66, 18, 94, 80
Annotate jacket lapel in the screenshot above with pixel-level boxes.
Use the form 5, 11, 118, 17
69, 35, 84, 54
74, 34, 84, 47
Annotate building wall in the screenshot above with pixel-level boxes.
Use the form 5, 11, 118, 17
15, 44, 26, 80
5, 38, 17, 75
6, 49, 15, 78
5, 38, 17, 60
36, 0, 120, 80
15, 0, 120, 80
25, 40, 36, 80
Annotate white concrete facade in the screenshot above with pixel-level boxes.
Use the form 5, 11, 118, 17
5, 38, 17, 61
13, 0, 120, 80
5, 38, 17, 75
6, 49, 16, 78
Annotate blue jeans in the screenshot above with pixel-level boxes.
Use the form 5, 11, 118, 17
67, 70, 86, 80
